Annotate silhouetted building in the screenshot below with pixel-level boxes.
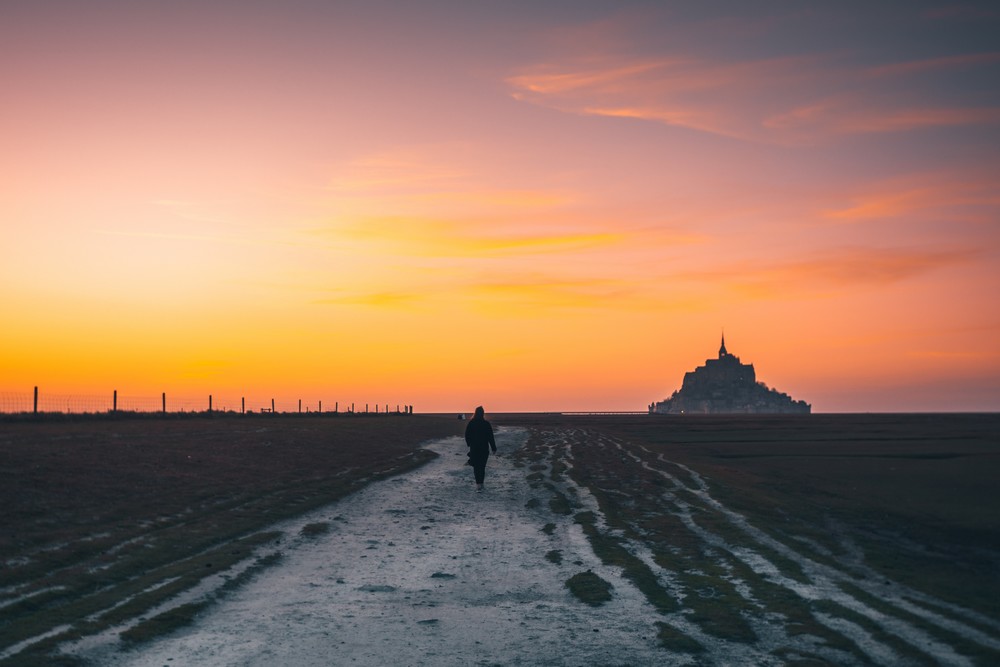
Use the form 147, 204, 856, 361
649, 335, 810, 414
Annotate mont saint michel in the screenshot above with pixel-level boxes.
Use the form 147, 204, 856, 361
650, 335, 811, 414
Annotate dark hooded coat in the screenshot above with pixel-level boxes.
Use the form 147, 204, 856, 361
464, 415, 496, 466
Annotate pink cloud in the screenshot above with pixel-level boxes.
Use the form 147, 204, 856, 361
506, 53, 819, 142
675, 246, 980, 298
508, 46, 1000, 143
865, 51, 1000, 78
823, 177, 1000, 222
836, 107, 1000, 133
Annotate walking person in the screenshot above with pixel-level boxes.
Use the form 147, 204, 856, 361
464, 406, 497, 492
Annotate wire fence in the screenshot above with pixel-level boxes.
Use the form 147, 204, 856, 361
0, 388, 414, 416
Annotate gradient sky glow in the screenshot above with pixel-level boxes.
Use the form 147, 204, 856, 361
3, 1, 999, 412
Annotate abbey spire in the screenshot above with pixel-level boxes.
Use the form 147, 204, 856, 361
719, 332, 728, 358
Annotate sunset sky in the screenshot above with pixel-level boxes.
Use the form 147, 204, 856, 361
2, 1, 999, 412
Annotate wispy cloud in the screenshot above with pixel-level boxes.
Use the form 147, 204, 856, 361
865, 51, 1000, 78
325, 216, 624, 258
312, 274, 640, 311
508, 44, 1000, 143
507, 54, 812, 142
763, 99, 1000, 141
822, 177, 1000, 222
469, 275, 635, 309
508, 58, 682, 96
834, 106, 1000, 134
314, 291, 421, 308
675, 246, 980, 299
579, 105, 735, 139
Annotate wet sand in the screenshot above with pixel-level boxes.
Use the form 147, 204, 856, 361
72, 428, 664, 666
41, 414, 1000, 665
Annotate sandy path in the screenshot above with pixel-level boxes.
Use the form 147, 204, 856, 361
77, 428, 669, 667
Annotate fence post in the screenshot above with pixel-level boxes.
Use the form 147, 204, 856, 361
271, 398, 275, 413
33, 386, 38, 413
298, 399, 302, 413
113, 390, 117, 413
319, 400, 322, 413
162, 392, 166, 413
241, 397, 245, 414
335, 401, 339, 413
209, 395, 213, 412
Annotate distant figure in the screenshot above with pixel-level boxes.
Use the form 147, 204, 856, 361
464, 406, 497, 492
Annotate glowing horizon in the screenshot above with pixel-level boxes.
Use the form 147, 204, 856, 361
2, 2, 999, 413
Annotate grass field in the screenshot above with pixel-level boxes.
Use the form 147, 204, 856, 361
2, 412, 998, 665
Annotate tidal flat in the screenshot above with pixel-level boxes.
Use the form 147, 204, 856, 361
1, 413, 997, 665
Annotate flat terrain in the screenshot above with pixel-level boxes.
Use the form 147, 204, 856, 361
0, 414, 464, 665
2, 413, 998, 665
502, 413, 1000, 665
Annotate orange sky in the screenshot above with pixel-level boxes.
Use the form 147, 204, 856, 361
2, 2, 999, 412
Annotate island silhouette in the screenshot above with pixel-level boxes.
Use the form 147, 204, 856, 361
650, 334, 811, 414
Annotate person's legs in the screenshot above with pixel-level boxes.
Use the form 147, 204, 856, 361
473, 464, 486, 486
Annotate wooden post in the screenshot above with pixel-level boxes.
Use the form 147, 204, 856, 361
209, 395, 213, 412
162, 392, 166, 413
271, 398, 275, 413
33, 386, 38, 413
241, 397, 245, 414
298, 399, 302, 413
319, 400, 322, 413
365, 403, 369, 414
113, 390, 117, 413
335, 401, 339, 413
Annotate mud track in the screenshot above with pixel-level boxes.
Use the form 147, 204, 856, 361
65, 424, 1000, 666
